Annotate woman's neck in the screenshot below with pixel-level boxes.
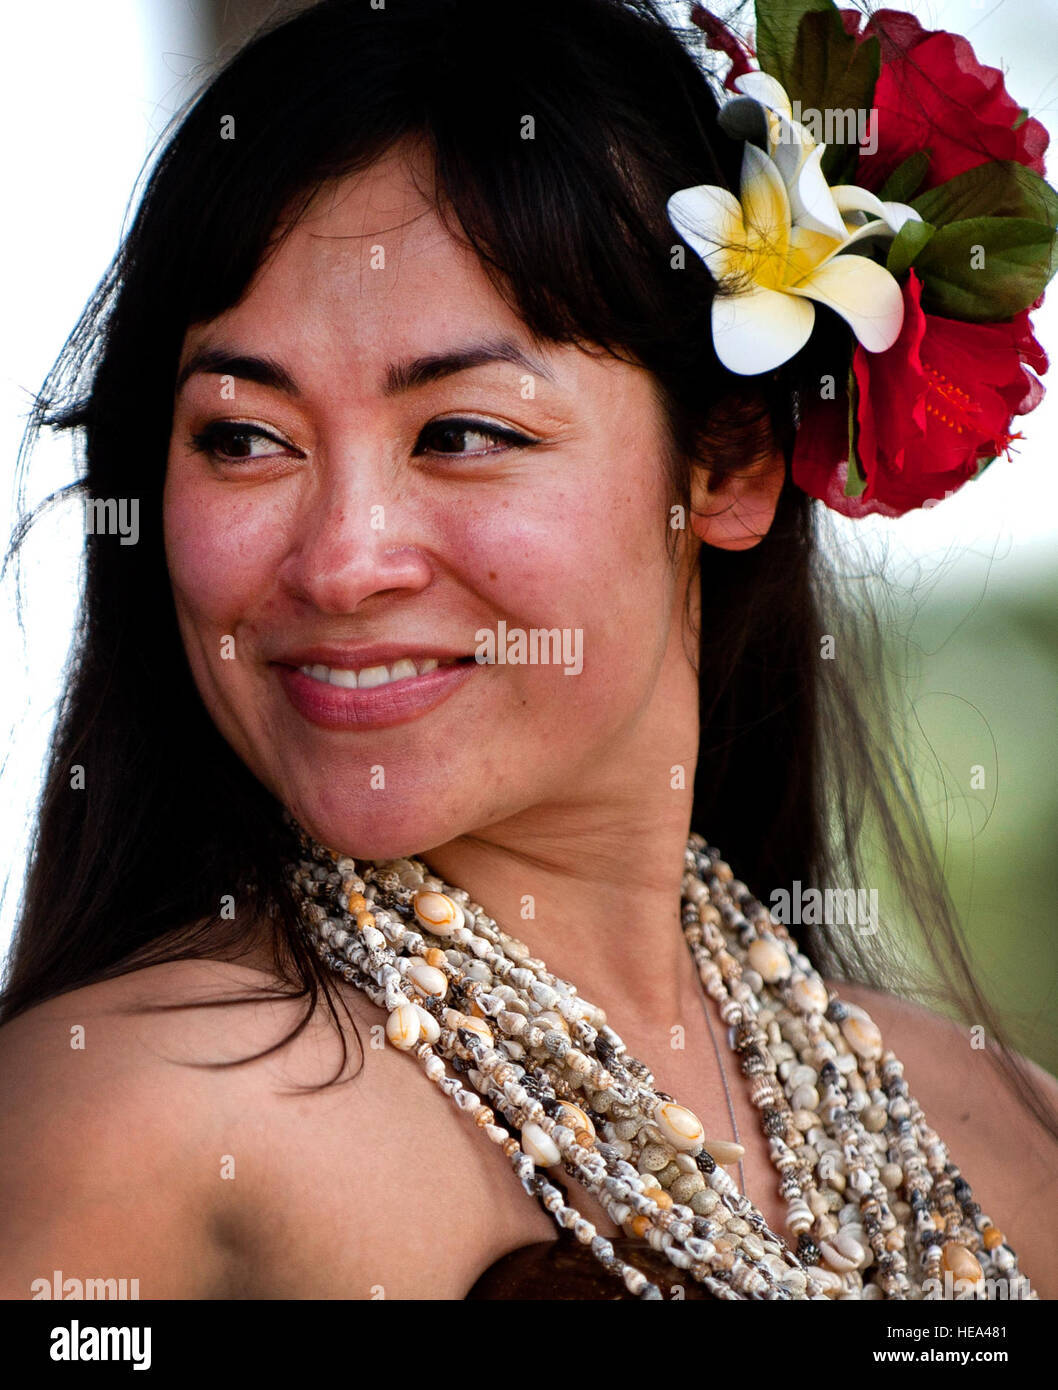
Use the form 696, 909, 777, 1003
420, 784, 698, 1025
420, 588, 705, 1023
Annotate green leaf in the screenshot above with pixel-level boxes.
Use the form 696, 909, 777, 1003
844, 367, 867, 498
973, 455, 998, 478
1012, 107, 1029, 131
879, 152, 931, 205
913, 217, 1058, 320
911, 161, 1058, 231
886, 219, 936, 279
755, 0, 835, 92
784, 12, 881, 187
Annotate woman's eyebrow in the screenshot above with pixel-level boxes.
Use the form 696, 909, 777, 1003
175, 348, 298, 396
174, 337, 558, 398
383, 338, 558, 394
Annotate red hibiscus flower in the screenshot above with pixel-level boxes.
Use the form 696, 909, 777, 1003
690, 4, 756, 92
792, 271, 1048, 517
839, 7, 1048, 192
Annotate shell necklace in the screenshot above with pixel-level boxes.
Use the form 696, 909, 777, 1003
284, 821, 1035, 1301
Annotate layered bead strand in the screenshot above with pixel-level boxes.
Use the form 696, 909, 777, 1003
287, 834, 816, 1299
688, 837, 1035, 1300
283, 819, 1035, 1301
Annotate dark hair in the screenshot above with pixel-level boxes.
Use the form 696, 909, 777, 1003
3, 0, 1056, 1139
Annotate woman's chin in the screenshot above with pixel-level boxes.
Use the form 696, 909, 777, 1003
282, 802, 455, 866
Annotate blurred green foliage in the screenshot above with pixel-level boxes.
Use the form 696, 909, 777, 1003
862, 558, 1058, 1076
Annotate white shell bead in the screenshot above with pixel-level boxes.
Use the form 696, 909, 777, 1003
791, 1083, 820, 1111
819, 1237, 862, 1273
424, 1054, 445, 1082
412, 1003, 440, 1044
790, 975, 828, 1014
412, 890, 464, 936
530, 982, 560, 1008
385, 1003, 422, 1051
407, 960, 448, 998
536, 1010, 570, 1035
811, 1267, 844, 1296
747, 936, 792, 982
701, 1137, 744, 1166
788, 1064, 818, 1089
838, 1232, 870, 1269
786, 1200, 813, 1235
521, 1122, 561, 1167
841, 1006, 883, 1059
556, 1102, 595, 1140
653, 1102, 706, 1152
455, 1015, 493, 1047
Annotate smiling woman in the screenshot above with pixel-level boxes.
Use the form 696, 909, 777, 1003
2, 0, 1058, 1310
162, 151, 683, 837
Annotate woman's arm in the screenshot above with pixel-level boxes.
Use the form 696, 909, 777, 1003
0, 973, 230, 1299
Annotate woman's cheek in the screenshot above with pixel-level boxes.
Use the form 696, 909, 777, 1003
164, 480, 288, 621
449, 490, 663, 700
451, 493, 596, 607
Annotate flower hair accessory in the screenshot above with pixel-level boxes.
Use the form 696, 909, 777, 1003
668, 2, 1058, 517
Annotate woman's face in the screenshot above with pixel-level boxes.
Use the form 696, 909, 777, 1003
164, 141, 700, 859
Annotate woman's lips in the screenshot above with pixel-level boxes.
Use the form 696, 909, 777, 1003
275, 658, 479, 730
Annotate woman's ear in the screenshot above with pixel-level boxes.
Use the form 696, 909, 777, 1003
688, 446, 786, 550
688, 395, 787, 550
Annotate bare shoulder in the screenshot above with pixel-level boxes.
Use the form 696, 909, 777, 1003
0, 956, 363, 1299
0, 957, 497, 1300
826, 976, 1058, 1299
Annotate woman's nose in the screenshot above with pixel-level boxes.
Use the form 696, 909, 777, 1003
275, 464, 434, 614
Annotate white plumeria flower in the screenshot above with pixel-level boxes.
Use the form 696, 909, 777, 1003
667, 71, 923, 375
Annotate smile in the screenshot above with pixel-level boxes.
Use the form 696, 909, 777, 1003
277, 656, 478, 730
298, 656, 468, 689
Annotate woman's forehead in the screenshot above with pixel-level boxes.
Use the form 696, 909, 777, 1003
177, 140, 652, 419
265, 158, 479, 307
291, 139, 444, 247
182, 202, 501, 383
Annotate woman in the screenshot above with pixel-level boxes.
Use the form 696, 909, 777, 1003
2, 0, 1057, 1301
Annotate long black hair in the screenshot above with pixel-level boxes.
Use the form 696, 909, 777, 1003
3, 0, 1056, 1137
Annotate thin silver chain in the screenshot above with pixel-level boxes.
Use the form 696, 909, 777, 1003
696, 968, 747, 1198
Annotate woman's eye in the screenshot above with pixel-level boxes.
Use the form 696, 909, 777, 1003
189, 422, 296, 463
414, 419, 533, 457
188, 417, 533, 465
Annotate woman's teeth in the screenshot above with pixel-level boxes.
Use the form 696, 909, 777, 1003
297, 656, 452, 689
